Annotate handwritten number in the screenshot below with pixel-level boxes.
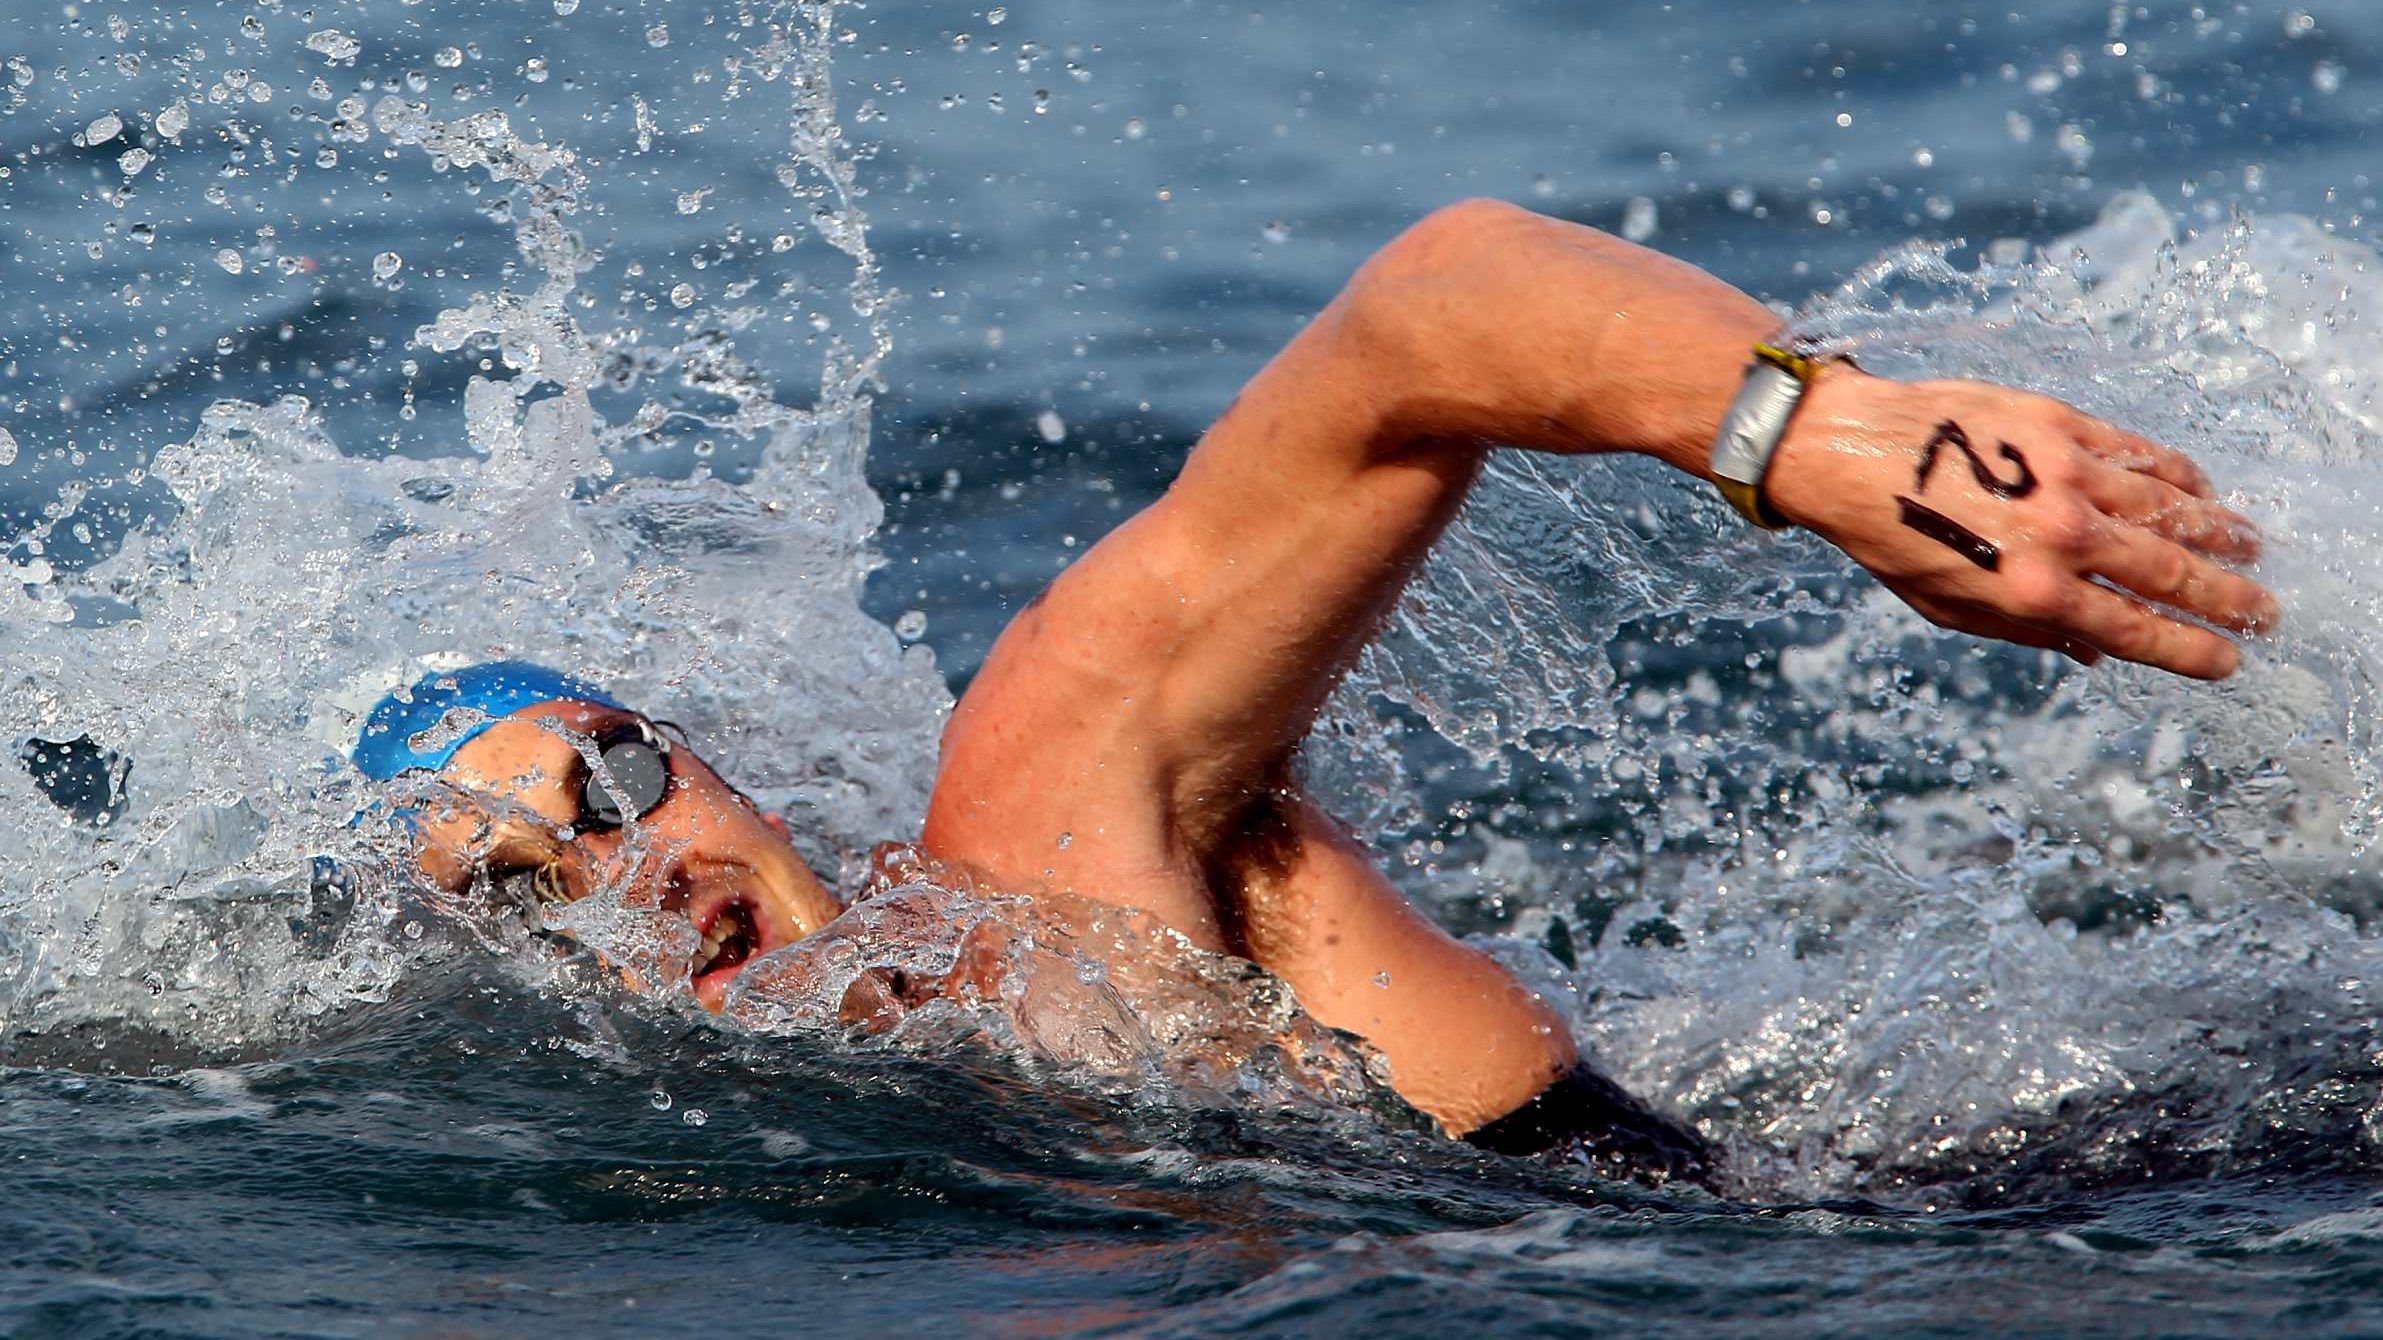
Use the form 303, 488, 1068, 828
1896, 418, 2034, 571
1915, 420, 2038, 499
1897, 498, 2000, 572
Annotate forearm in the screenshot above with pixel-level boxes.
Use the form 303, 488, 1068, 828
1316, 197, 2271, 681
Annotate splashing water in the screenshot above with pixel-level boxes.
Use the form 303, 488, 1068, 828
1319, 191, 2383, 1199
3, 0, 2382, 1214
0, 0, 946, 1051
0, 0, 1385, 1132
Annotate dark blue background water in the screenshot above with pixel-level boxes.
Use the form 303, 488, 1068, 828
10, 1, 2383, 1334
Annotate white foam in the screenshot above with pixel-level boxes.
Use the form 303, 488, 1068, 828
1318, 193, 2383, 1197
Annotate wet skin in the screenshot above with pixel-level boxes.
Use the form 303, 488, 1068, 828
394, 200, 2277, 1137
412, 700, 841, 1012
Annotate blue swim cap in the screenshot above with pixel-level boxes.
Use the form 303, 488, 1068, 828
350, 659, 625, 780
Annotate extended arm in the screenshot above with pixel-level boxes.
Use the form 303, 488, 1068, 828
923, 199, 2273, 1132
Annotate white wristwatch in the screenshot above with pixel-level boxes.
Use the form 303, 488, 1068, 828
1709, 342, 1832, 530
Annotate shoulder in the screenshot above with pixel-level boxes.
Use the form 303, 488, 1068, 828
918, 545, 1182, 863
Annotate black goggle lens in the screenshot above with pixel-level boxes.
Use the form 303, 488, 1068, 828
581, 730, 670, 828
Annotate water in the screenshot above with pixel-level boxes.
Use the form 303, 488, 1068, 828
6, 0, 2383, 1333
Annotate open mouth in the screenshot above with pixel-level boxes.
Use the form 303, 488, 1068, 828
692, 897, 762, 986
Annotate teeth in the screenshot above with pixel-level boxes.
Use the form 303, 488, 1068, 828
692, 915, 734, 974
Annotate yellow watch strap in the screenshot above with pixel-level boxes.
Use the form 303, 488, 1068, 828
1713, 476, 1789, 531
1752, 342, 1828, 385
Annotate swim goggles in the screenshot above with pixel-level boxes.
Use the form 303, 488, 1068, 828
348, 658, 676, 829
577, 716, 675, 829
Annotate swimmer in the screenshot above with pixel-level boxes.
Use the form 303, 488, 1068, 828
360, 200, 2276, 1177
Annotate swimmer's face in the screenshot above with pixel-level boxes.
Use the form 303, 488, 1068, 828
407, 699, 843, 1011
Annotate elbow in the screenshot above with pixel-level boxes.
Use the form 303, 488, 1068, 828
1319, 198, 1536, 450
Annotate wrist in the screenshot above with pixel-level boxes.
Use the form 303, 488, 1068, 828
1757, 364, 1905, 531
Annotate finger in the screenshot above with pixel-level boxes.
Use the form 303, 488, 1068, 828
2086, 523, 2280, 635
1957, 607, 2106, 666
2064, 579, 2243, 680
1897, 588, 2105, 666
2069, 416, 2215, 499
2080, 461, 2263, 563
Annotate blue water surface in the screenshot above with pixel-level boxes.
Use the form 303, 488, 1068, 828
8, 1, 2383, 1335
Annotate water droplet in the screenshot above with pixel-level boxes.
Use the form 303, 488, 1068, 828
1055, 831, 1073, 850
1373, 971, 1392, 988
650, 1089, 673, 1111
1621, 196, 1658, 243
434, 46, 464, 69
372, 251, 403, 281
155, 102, 188, 141
2005, 110, 2035, 144
771, 233, 796, 253
1122, 116, 1146, 140
117, 148, 151, 176
987, 6, 1007, 23
1035, 408, 1067, 443
554, 0, 579, 13
83, 113, 123, 145
0, 428, 17, 466
1260, 220, 1290, 245
675, 187, 711, 215
669, 282, 696, 308
682, 1108, 708, 1126
215, 248, 245, 274
403, 920, 424, 940
524, 57, 549, 84
1726, 185, 1756, 213
2055, 123, 2093, 169
894, 609, 928, 641
304, 29, 361, 65
2315, 60, 2347, 95
645, 24, 670, 47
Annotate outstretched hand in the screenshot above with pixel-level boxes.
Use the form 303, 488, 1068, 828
1765, 370, 2276, 679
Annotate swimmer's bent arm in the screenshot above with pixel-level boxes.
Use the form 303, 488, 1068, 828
924, 198, 2275, 1133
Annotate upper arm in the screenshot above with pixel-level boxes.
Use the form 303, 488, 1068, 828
921, 406, 1480, 931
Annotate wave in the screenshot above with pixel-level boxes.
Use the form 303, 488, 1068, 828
2, 0, 2381, 1204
